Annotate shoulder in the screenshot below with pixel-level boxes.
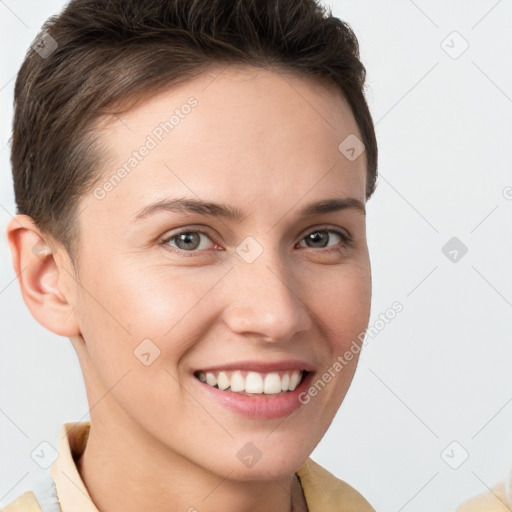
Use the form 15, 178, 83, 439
296, 457, 375, 512
1, 491, 42, 512
456, 481, 510, 512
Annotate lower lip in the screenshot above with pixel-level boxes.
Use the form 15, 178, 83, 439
193, 371, 315, 419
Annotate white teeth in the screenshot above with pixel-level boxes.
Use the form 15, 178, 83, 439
205, 372, 217, 387
245, 372, 264, 393
196, 369, 305, 395
230, 371, 245, 392
289, 370, 301, 391
281, 373, 289, 391
217, 371, 230, 390
263, 373, 282, 394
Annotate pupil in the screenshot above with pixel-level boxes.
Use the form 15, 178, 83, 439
308, 231, 327, 248
178, 232, 199, 250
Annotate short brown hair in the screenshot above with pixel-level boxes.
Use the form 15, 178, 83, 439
11, 0, 378, 269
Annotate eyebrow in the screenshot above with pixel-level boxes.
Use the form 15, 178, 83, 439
130, 196, 365, 223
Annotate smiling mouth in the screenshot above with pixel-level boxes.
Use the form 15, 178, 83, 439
193, 369, 309, 397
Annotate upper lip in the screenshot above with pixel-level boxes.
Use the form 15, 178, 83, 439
193, 359, 316, 374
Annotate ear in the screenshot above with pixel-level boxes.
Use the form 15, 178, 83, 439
6, 214, 81, 338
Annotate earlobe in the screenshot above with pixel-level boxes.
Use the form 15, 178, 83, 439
6, 214, 81, 338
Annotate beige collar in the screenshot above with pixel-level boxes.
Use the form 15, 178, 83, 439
50, 422, 97, 512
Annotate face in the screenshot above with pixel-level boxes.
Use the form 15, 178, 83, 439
69, 64, 371, 480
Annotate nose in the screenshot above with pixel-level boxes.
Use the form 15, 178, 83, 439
222, 247, 312, 343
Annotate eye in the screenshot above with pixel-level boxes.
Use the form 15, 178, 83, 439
160, 228, 218, 255
297, 228, 352, 253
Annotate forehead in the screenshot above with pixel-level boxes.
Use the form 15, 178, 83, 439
85, 64, 366, 228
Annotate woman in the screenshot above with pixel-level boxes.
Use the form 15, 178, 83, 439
4, 0, 378, 510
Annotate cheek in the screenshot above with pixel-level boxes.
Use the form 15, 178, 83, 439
311, 263, 372, 351
73, 265, 214, 421
304, 267, 370, 416
77, 264, 220, 370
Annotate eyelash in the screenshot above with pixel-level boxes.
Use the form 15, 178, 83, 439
159, 226, 353, 257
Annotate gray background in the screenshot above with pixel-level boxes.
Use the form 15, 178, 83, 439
1, 1, 511, 511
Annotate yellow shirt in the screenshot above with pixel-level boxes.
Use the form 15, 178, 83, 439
2, 422, 375, 512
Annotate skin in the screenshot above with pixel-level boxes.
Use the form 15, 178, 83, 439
7, 64, 372, 512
